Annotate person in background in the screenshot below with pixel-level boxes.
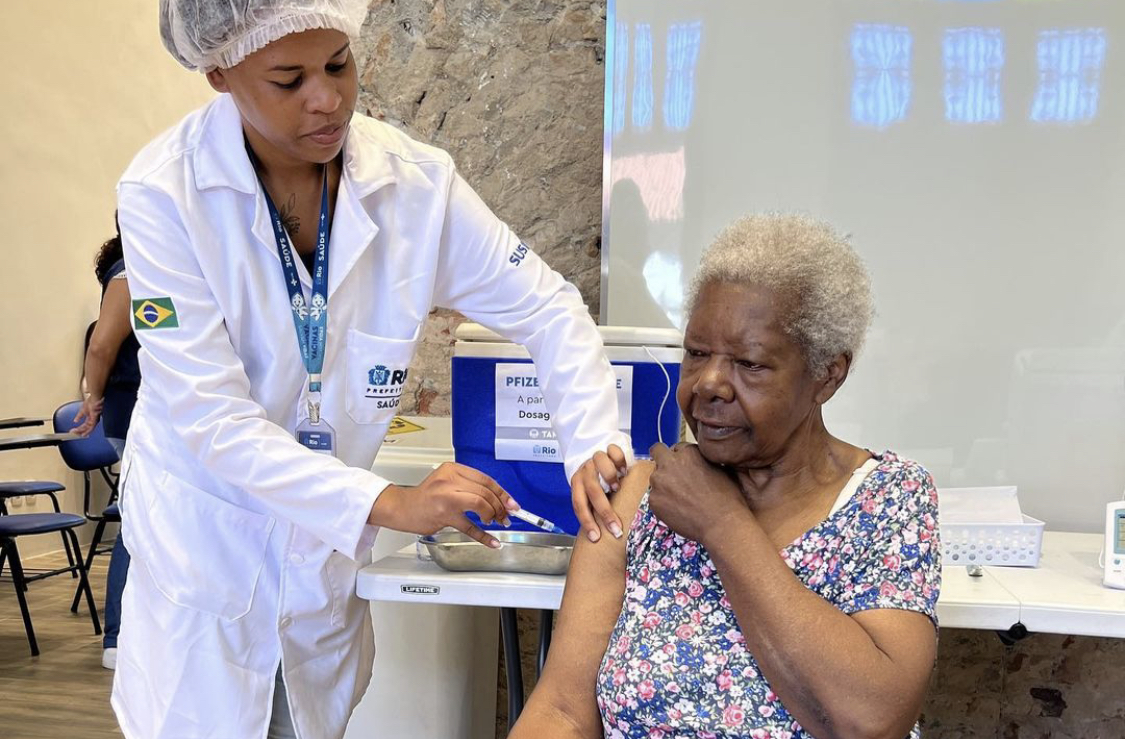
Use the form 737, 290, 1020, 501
73, 216, 140, 671
513, 213, 942, 739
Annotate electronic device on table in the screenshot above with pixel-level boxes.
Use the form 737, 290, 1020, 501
1105, 500, 1125, 590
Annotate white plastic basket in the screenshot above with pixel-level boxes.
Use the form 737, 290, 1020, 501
941, 514, 1045, 567
938, 486, 1045, 568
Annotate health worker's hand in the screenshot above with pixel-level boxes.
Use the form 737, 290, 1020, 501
367, 462, 518, 549
648, 442, 746, 545
571, 443, 629, 543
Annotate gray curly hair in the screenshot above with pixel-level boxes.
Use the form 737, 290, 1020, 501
687, 213, 875, 376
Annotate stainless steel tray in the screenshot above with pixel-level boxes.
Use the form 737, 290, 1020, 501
418, 530, 576, 575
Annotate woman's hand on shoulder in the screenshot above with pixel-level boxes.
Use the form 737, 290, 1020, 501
590, 457, 654, 554
648, 442, 745, 545
570, 443, 630, 543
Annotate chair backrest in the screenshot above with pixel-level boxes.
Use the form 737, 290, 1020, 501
53, 401, 120, 471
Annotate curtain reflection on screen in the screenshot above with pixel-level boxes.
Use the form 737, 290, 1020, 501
851, 24, 913, 129
610, 148, 686, 223
613, 21, 629, 136
632, 23, 654, 131
1031, 28, 1106, 124
944, 28, 1004, 124
664, 22, 703, 131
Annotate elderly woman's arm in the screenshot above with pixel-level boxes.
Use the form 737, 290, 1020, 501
706, 510, 935, 739
649, 445, 935, 739
510, 462, 653, 738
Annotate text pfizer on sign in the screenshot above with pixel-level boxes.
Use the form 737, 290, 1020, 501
494, 363, 633, 463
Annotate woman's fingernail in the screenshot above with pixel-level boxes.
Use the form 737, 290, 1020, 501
489, 539, 503, 549
588, 529, 600, 543
611, 483, 620, 492
609, 522, 623, 539
506, 499, 521, 511
503, 517, 512, 527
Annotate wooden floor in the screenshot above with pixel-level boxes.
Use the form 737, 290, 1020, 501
0, 546, 123, 738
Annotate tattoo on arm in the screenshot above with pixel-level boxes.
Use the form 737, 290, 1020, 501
279, 193, 301, 236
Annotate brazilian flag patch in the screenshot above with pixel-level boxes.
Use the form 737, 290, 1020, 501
132, 298, 179, 330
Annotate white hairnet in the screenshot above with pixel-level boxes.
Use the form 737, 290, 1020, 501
160, 0, 370, 72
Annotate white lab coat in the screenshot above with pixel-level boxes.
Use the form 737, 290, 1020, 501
112, 94, 630, 739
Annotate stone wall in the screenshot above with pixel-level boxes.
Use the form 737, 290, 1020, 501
923, 630, 1125, 739
354, 3, 1123, 738
355, 0, 608, 417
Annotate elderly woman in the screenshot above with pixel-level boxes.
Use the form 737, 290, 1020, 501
513, 214, 941, 739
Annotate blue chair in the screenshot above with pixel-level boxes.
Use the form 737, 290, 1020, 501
49, 401, 123, 613
0, 399, 114, 583
0, 481, 80, 581
0, 512, 101, 655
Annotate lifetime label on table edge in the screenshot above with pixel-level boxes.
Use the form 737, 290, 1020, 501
401, 584, 441, 596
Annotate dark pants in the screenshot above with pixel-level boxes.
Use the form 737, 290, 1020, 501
104, 438, 130, 649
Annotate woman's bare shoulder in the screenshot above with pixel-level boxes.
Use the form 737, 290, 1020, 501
614, 460, 654, 534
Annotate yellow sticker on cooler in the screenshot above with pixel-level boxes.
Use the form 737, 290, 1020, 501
387, 416, 426, 435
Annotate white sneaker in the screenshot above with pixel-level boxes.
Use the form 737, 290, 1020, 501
102, 647, 117, 670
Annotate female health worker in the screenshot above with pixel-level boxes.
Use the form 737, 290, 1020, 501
114, 2, 632, 737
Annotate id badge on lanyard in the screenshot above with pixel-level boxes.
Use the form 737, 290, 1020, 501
260, 166, 337, 456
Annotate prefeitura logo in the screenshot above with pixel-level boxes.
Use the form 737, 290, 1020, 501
365, 364, 408, 410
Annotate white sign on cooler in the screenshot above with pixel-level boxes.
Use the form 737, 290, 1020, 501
494, 363, 633, 463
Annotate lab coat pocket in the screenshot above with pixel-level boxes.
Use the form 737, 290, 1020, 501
134, 471, 275, 620
324, 551, 356, 628
345, 327, 419, 425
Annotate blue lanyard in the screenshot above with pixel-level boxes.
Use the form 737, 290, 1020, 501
260, 171, 332, 406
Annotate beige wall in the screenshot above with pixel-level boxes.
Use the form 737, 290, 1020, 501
1, 1, 215, 556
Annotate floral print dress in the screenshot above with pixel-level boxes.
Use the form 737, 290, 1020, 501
595, 451, 941, 739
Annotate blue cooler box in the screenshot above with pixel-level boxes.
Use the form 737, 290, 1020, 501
452, 324, 683, 534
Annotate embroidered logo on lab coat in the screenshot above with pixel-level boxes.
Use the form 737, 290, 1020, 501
132, 298, 179, 330
365, 365, 408, 410
508, 242, 530, 266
